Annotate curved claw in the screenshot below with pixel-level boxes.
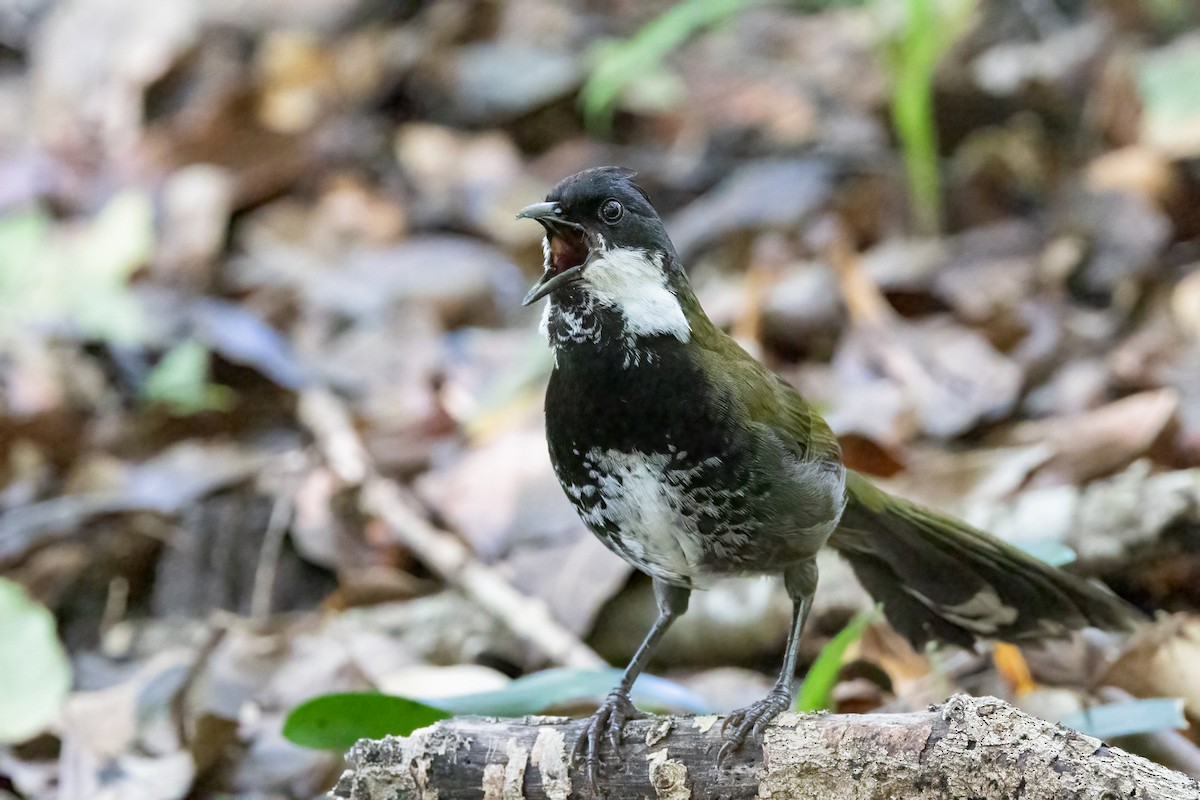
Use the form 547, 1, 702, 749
717, 689, 792, 766
716, 738, 738, 767
606, 708, 624, 753
573, 690, 645, 792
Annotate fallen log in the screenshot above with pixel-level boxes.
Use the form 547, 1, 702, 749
330, 694, 1199, 799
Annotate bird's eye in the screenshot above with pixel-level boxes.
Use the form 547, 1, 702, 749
599, 199, 624, 224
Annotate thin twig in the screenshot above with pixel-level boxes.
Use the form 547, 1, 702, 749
250, 477, 297, 623
298, 388, 604, 669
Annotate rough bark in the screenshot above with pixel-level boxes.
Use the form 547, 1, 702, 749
329, 694, 1199, 799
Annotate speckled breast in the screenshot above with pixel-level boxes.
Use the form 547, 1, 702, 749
552, 443, 777, 586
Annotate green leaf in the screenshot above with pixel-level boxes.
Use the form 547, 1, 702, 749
142, 339, 235, 415
1059, 698, 1187, 741
66, 191, 154, 344
431, 668, 710, 717
283, 693, 451, 750
0, 192, 153, 345
795, 605, 880, 713
284, 669, 711, 750
1138, 42, 1200, 156
0, 578, 72, 743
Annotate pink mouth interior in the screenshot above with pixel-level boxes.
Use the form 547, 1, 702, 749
549, 229, 588, 276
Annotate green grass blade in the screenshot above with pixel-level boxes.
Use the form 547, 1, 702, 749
874, 0, 977, 234
580, 0, 760, 133
795, 605, 880, 713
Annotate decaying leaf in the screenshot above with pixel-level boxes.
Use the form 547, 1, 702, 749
0, 440, 282, 561
3, 1, 1200, 795
879, 443, 1052, 512
970, 462, 1200, 564
668, 160, 835, 261
834, 315, 1023, 440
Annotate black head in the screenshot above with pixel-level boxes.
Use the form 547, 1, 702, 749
518, 167, 678, 306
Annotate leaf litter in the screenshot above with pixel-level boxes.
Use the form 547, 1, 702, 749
3, 0, 1200, 795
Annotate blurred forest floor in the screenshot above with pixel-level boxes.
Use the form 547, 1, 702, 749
2, 0, 1200, 797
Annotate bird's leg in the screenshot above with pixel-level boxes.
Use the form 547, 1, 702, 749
719, 561, 817, 763
574, 579, 690, 789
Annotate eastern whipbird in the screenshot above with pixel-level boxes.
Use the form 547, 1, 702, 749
518, 166, 1137, 784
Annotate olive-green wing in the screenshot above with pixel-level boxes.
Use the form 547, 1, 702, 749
691, 319, 842, 466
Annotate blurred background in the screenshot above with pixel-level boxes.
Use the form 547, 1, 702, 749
1, 0, 1200, 797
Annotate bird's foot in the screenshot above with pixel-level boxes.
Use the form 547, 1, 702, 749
717, 687, 792, 765
573, 689, 645, 792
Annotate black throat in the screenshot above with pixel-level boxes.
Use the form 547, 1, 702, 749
544, 327, 737, 463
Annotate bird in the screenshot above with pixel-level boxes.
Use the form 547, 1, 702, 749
517, 166, 1137, 784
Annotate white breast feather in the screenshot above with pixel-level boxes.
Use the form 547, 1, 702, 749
567, 448, 729, 585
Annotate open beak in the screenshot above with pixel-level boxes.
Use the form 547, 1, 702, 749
515, 201, 561, 223
517, 201, 591, 306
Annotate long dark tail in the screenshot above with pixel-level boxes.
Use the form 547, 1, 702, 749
827, 471, 1138, 649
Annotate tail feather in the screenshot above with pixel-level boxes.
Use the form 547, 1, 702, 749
828, 471, 1139, 649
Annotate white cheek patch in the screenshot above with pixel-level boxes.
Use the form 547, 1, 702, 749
583, 247, 690, 342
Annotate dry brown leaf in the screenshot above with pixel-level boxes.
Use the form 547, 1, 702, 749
0, 441, 278, 563
32, 0, 201, 156
993, 643, 1037, 695
1086, 146, 1183, 213
878, 444, 1052, 513
996, 388, 1179, 486
791, 361, 916, 451
415, 428, 581, 562
1103, 613, 1200, 727
415, 425, 634, 635
289, 467, 342, 570
856, 622, 930, 695
61, 651, 193, 760
591, 577, 792, 669
504, 535, 634, 637
670, 8, 882, 152
393, 123, 534, 245
835, 316, 1024, 440
667, 160, 835, 261
256, 30, 337, 134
